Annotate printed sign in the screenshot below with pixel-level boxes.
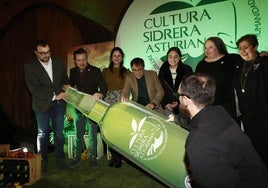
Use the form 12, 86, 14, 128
116, 0, 267, 71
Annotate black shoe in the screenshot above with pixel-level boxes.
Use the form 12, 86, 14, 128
90, 157, 97, 168
41, 161, 48, 176
56, 160, 69, 171
109, 160, 115, 167
69, 159, 81, 168
109, 155, 115, 167
114, 164, 121, 168
115, 157, 122, 168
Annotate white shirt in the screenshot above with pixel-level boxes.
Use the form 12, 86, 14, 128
170, 67, 177, 85
39, 58, 53, 82
38, 58, 56, 100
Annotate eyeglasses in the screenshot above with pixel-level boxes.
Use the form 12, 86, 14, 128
36, 51, 51, 56
132, 68, 144, 73
174, 92, 191, 99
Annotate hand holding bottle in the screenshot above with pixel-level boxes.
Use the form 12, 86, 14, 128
92, 92, 103, 100
121, 96, 128, 102
55, 92, 68, 101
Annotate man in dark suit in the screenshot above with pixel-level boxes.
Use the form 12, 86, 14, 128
24, 40, 69, 174
69, 48, 107, 168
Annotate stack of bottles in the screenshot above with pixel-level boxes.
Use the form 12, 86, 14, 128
0, 159, 29, 185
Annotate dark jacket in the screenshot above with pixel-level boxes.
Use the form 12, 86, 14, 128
158, 61, 192, 109
186, 105, 268, 188
24, 56, 69, 112
195, 53, 241, 118
233, 55, 268, 123
233, 55, 268, 168
69, 64, 107, 96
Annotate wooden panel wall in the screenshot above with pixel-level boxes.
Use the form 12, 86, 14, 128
0, 3, 113, 131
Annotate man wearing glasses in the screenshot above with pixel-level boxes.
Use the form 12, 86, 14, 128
121, 57, 164, 112
178, 73, 268, 187
24, 40, 69, 175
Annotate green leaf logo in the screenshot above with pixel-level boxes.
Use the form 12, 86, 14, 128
129, 116, 167, 160
129, 117, 146, 148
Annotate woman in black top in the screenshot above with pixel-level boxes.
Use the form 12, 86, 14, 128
195, 37, 241, 118
158, 47, 193, 122
233, 34, 268, 169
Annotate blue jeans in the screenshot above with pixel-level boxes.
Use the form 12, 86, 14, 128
74, 113, 97, 160
35, 103, 65, 163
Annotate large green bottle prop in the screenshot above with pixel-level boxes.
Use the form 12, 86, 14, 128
65, 87, 190, 188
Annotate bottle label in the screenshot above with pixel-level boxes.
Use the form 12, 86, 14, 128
101, 101, 189, 187
129, 116, 167, 160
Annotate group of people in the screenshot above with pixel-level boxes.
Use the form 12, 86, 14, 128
24, 33, 268, 187
181, 34, 268, 187
195, 35, 268, 170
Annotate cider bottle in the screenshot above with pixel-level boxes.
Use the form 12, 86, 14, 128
65, 87, 190, 188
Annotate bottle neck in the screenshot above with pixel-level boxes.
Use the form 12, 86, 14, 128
65, 87, 109, 124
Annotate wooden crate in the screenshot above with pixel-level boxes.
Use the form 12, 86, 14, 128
0, 144, 10, 158
0, 144, 41, 186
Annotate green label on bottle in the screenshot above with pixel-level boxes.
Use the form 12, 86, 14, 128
129, 116, 167, 160
100, 101, 189, 188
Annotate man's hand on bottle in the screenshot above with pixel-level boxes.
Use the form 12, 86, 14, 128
92, 93, 103, 100
62, 84, 70, 91
121, 96, 128, 102
146, 103, 157, 110
55, 92, 68, 101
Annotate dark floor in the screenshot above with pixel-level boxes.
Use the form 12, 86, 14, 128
24, 152, 168, 188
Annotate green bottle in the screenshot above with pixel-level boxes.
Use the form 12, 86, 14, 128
65, 87, 190, 188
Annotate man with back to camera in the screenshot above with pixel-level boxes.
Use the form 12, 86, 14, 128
178, 73, 268, 187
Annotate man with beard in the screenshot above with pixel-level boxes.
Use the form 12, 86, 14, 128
24, 40, 69, 175
178, 73, 268, 188
69, 48, 107, 168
